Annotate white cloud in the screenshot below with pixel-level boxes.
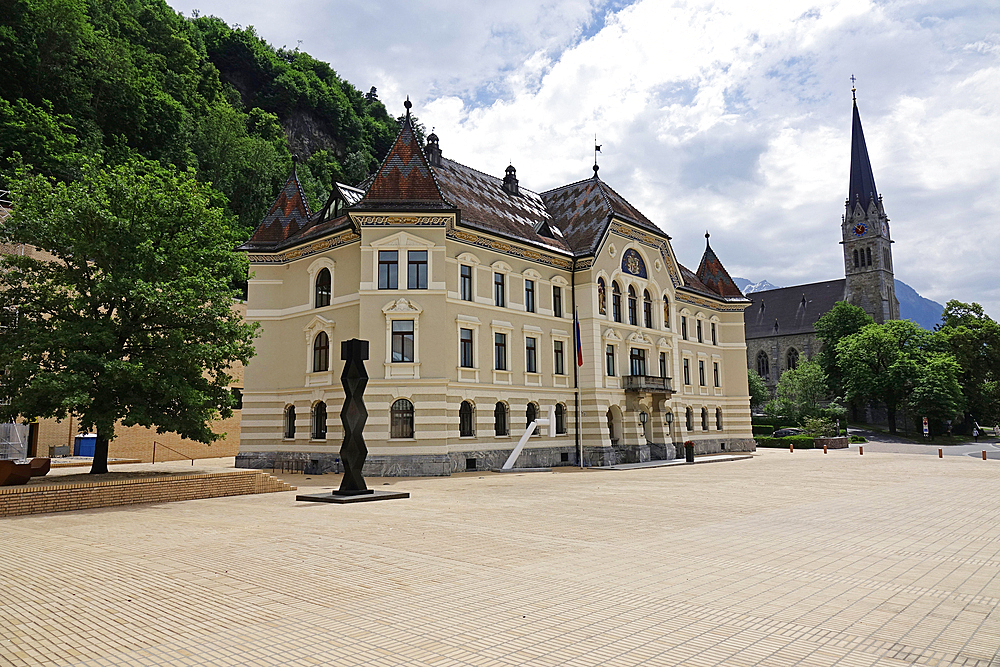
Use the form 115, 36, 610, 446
169, 0, 1000, 317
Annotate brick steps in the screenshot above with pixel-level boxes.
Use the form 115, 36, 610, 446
0, 470, 296, 517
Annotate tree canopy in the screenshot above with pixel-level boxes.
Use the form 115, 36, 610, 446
935, 300, 1000, 427
765, 358, 829, 423
0, 159, 258, 473
814, 301, 873, 398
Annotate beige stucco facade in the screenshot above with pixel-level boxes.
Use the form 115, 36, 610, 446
238, 214, 754, 476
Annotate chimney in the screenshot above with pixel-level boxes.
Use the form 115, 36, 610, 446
502, 164, 519, 195
425, 131, 441, 167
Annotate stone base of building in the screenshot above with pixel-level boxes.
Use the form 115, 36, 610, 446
236, 437, 755, 477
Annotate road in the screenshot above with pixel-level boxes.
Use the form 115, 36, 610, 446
849, 426, 1000, 459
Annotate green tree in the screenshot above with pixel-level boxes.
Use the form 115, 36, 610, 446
935, 300, 1000, 426
0, 159, 258, 473
765, 358, 828, 423
747, 367, 769, 412
907, 352, 965, 435
836, 320, 943, 434
814, 301, 873, 397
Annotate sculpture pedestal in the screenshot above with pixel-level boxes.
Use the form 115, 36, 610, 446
296, 489, 410, 504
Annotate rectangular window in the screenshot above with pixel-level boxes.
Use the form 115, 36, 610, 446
711, 322, 717, 345
629, 348, 646, 376
697, 319, 703, 343
699, 360, 705, 386
554, 341, 565, 375
525, 280, 535, 313
378, 251, 398, 290
459, 328, 474, 368
494, 272, 505, 307
407, 250, 427, 289
552, 286, 562, 318
659, 352, 667, 378
494, 333, 507, 370
713, 362, 720, 387
525, 337, 537, 373
391, 320, 414, 362
606, 345, 616, 376
683, 359, 690, 385
460, 265, 472, 301
681, 316, 688, 340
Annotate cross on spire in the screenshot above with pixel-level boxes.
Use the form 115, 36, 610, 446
851, 74, 856, 101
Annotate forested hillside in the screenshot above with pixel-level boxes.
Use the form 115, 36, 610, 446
0, 0, 401, 234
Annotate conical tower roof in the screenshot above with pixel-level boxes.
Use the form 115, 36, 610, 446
245, 158, 311, 245
357, 99, 450, 210
848, 99, 879, 211
696, 233, 744, 298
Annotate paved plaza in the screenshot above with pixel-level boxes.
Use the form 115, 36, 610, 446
3, 449, 1000, 667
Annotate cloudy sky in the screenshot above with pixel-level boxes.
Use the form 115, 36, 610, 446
172, 0, 1000, 317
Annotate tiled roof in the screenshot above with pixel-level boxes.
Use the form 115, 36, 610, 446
357, 108, 450, 210
431, 158, 572, 254
541, 172, 665, 255
696, 236, 745, 298
242, 165, 311, 248
743, 279, 847, 339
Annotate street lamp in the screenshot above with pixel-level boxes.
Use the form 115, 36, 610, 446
639, 411, 648, 425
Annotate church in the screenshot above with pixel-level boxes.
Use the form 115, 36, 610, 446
236, 100, 755, 476
746, 92, 900, 392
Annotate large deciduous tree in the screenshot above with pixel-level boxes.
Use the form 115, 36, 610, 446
765, 358, 828, 423
935, 300, 1000, 427
0, 158, 258, 473
747, 368, 769, 413
814, 301, 873, 398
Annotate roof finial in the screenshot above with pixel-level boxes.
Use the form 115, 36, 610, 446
404, 96, 412, 117
594, 134, 602, 177
291, 154, 299, 174
850, 74, 856, 102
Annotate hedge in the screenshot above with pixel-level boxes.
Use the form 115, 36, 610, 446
751, 416, 797, 428
755, 435, 816, 449
752, 425, 775, 437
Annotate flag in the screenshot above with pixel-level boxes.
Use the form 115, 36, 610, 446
574, 308, 584, 367
595, 144, 602, 152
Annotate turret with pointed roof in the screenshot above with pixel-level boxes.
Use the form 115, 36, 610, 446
696, 233, 745, 299
241, 156, 312, 248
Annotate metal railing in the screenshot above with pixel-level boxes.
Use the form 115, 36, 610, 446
622, 375, 674, 393
152, 441, 198, 465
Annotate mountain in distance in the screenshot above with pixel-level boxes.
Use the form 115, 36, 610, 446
732, 277, 944, 331
732, 277, 781, 294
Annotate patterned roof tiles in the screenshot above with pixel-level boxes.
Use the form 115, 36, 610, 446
696, 236, 745, 299
244, 165, 312, 246
358, 110, 450, 210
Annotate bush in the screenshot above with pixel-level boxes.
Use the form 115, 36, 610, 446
849, 435, 867, 444
751, 416, 797, 428
755, 435, 816, 449
752, 425, 774, 437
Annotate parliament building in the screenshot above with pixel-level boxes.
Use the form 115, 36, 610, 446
236, 101, 755, 476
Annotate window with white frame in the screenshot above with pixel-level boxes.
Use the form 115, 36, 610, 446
459, 328, 474, 368
407, 250, 428, 289
460, 264, 473, 301
525, 337, 537, 373
553, 340, 565, 375
525, 280, 535, 313
392, 321, 414, 362
378, 251, 398, 289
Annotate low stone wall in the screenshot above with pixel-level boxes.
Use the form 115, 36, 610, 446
815, 436, 849, 449
0, 471, 294, 518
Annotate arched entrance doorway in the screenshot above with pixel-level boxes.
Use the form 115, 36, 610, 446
606, 405, 623, 446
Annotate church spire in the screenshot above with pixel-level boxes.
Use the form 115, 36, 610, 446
848, 86, 879, 213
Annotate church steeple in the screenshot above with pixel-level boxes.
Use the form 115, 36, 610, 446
841, 83, 899, 324
848, 97, 879, 214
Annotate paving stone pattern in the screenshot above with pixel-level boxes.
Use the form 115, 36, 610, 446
3, 449, 1000, 666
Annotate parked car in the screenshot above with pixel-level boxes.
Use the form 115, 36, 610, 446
773, 428, 803, 437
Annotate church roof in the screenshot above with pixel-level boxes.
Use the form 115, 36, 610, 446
541, 170, 665, 255
848, 100, 879, 211
356, 100, 451, 211
241, 160, 312, 247
744, 279, 847, 339
696, 234, 745, 299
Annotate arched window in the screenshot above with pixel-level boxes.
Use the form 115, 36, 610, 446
716, 407, 723, 431
786, 347, 799, 371
390, 399, 414, 438
662, 296, 670, 329
865, 247, 871, 266
643, 290, 653, 328
526, 403, 537, 431
756, 350, 770, 380
853, 249, 859, 268
459, 401, 475, 437
313, 332, 330, 372
597, 278, 607, 315
284, 405, 295, 439
494, 402, 509, 436
315, 268, 331, 307
612, 282, 622, 322
701, 407, 708, 431
312, 401, 327, 439
685, 407, 693, 431
555, 403, 566, 434
627, 286, 637, 325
